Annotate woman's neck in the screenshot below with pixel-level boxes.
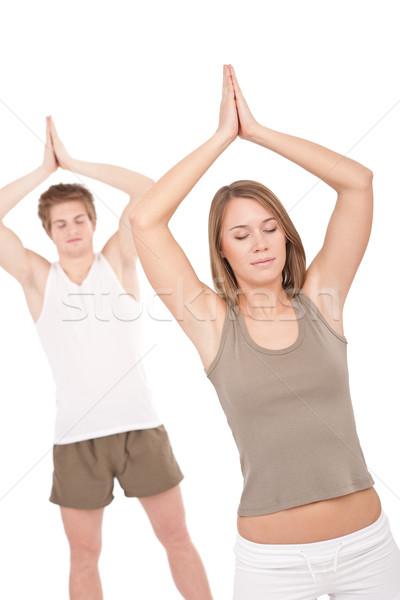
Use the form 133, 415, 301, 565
237, 285, 291, 318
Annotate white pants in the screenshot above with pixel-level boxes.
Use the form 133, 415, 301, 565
233, 509, 400, 599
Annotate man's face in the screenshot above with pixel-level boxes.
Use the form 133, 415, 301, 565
48, 200, 96, 258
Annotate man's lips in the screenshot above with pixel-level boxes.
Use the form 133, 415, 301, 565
67, 238, 82, 243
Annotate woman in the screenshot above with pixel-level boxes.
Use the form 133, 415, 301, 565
129, 65, 400, 599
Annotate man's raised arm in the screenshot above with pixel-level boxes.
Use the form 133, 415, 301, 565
0, 117, 57, 284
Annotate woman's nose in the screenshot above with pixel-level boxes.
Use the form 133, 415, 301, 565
252, 232, 269, 252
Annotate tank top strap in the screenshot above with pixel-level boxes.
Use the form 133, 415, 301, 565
296, 289, 348, 343
205, 301, 238, 377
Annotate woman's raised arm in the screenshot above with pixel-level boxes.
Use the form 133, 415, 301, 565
129, 66, 237, 361
230, 64, 373, 307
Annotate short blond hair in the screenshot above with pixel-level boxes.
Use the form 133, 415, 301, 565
38, 183, 96, 233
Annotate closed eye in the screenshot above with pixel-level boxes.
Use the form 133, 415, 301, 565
235, 228, 276, 240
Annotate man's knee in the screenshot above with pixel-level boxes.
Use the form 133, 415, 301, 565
155, 522, 192, 551
69, 538, 102, 569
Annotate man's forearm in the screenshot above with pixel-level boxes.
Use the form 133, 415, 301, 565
0, 165, 51, 221
69, 159, 154, 198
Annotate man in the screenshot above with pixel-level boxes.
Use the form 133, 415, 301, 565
0, 116, 213, 600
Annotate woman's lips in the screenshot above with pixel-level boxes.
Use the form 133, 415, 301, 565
251, 257, 275, 266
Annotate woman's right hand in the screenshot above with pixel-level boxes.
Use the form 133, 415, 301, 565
216, 64, 239, 144
48, 116, 74, 170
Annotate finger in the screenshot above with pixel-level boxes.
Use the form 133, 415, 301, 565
222, 64, 229, 97
47, 119, 58, 155
229, 65, 242, 97
48, 115, 59, 138
47, 118, 55, 144
224, 65, 235, 100
45, 116, 52, 146
49, 126, 56, 150
230, 68, 249, 115
50, 119, 58, 140
230, 66, 245, 104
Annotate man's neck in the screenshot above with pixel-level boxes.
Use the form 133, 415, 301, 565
58, 250, 96, 284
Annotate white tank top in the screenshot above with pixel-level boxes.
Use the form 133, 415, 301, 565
36, 252, 162, 445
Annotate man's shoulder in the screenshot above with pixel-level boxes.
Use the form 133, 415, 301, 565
23, 250, 51, 290
99, 248, 140, 299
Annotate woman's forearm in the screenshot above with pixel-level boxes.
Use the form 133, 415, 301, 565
68, 159, 154, 198
132, 132, 231, 228
249, 124, 372, 192
0, 165, 52, 221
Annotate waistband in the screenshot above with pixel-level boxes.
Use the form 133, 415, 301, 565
235, 509, 390, 583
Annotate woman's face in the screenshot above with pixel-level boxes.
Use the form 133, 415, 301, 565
220, 196, 287, 291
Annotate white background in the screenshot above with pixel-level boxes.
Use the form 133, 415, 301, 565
0, 1, 399, 598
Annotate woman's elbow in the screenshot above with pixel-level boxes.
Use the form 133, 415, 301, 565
364, 168, 373, 182
129, 206, 144, 232
359, 168, 374, 188
129, 205, 153, 234
347, 167, 373, 192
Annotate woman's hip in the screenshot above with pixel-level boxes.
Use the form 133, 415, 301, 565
233, 509, 400, 600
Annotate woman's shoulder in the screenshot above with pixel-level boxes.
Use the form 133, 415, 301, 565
298, 284, 347, 341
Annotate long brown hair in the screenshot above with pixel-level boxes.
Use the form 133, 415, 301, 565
208, 180, 306, 308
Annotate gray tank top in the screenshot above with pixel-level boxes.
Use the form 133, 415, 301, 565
206, 289, 375, 517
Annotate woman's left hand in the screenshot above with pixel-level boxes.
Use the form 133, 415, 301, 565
229, 65, 260, 141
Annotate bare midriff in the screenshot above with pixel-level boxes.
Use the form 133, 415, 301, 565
237, 487, 382, 544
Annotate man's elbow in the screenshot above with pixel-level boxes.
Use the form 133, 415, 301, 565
144, 178, 156, 192
129, 178, 155, 199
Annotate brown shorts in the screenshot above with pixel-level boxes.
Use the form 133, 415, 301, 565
49, 425, 184, 509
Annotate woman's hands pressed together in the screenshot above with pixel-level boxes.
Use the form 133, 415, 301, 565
229, 64, 260, 141
216, 64, 261, 144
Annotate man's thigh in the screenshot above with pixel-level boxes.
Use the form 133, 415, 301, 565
60, 506, 104, 551
50, 438, 114, 509
139, 484, 188, 541
115, 426, 184, 498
